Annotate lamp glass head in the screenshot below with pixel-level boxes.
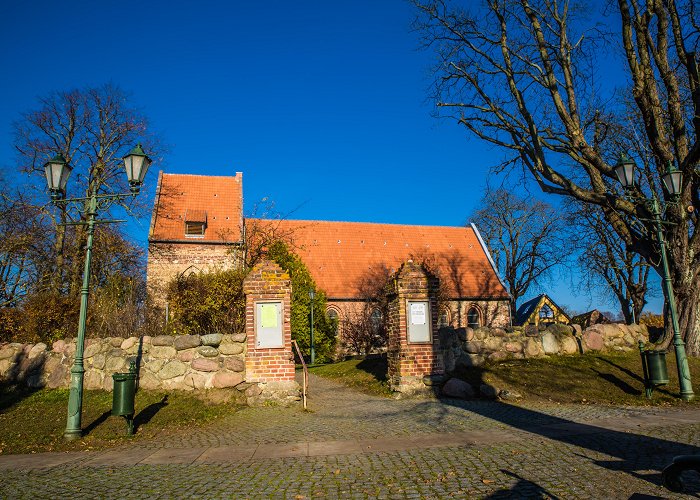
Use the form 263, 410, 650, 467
44, 154, 72, 198
662, 161, 683, 196
122, 144, 152, 192
614, 153, 636, 188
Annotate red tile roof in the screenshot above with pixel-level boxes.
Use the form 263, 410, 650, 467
149, 172, 243, 243
247, 219, 509, 300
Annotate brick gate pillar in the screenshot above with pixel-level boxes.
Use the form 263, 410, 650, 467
242, 259, 299, 405
386, 260, 444, 395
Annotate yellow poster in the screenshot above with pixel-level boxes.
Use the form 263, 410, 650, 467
261, 303, 278, 328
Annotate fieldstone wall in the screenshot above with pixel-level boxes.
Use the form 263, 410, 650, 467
440, 322, 651, 373
0, 331, 297, 407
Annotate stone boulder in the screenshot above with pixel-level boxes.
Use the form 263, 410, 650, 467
456, 353, 483, 368
197, 346, 219, 357
152, 335, 174, 347
524, 324, 539, 337
524, 338, 544, 357
582, 330, 604, 351
463, 341, 481, 354
499, 389, 522, 400
219, 343, 244, 355
560, 336, 579, 354
441, 378, 475, 399
224, 356, 245, 372
150, 346, 177, 359
191, 357, 220, 372
487, 351, 508, 362
480, 383, 499, 399
224, 332, 247, 343
201, 334, 223, 347
212, 370, 244, 388
174, 335, 200, 351
158, 360, 187, 380
541, 332, 560, 355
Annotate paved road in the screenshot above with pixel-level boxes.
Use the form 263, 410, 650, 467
2, 374, 700, 498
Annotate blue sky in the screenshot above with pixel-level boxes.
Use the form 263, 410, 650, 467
0, 1, 661, 314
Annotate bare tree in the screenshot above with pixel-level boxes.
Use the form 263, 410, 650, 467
565, 199, 651, 324
0, 180, 52, 306
414, 1, 700, 352
471, 188, 567, 316
14, 84, 160, 295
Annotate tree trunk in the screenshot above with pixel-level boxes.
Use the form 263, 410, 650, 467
673, 276, 700, 356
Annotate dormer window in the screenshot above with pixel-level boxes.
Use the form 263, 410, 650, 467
184, 210, 207, 238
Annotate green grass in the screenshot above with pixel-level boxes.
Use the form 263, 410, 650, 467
308, 356, 393, 397
311, 350, 700, 406
0, 387, 239, 455
477, 350, 700, 406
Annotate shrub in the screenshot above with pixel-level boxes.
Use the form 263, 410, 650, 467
166, 268, 246, 335
267, 241, 336, 362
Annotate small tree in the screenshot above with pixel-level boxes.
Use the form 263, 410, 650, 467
267, 241, 336, 362
565, 200, 651, 324
471, 188, 567, 316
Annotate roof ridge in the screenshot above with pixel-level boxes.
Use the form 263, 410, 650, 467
162, 172, 242, 180
248, 218, 472, 230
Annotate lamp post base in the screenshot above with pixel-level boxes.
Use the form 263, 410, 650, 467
63, 429, 83, 441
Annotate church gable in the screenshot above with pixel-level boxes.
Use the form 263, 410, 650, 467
149, 171, 243, 244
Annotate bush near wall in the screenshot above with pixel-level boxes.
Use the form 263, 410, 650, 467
267, 242, 336, 362
166, 268, 247, 336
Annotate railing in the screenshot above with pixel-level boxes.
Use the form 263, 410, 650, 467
292, 340, 308, 409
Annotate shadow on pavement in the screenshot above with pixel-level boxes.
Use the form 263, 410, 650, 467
315, 347, 700, 495
483, 470, 559, 499
429, 367, 700, 495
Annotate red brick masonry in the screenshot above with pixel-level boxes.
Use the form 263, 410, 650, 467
242, 260, 295, 383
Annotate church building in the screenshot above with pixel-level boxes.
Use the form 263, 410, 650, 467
147, 172, 512, 330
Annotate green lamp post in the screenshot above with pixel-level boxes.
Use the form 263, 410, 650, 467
45, 144, 152, 440
614, 154, 694, 401
309, 289, 316, 365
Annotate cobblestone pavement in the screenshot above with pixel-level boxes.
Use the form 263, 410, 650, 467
2, 374, 700, 499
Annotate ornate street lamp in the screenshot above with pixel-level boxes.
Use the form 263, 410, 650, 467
613, 153, 694, 401
309, 289, 316, 365
123, 144, 151, 193
44, 154, 73, 200
614, 152, 636, 189
44, 145, 152, 440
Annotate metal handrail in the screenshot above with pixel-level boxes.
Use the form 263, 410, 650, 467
292, 340, 308, 410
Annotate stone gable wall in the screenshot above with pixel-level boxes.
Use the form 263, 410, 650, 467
146, 242, 242, 306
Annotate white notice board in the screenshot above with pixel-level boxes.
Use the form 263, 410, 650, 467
256, 301, 283, 348
407, 300, 431, 343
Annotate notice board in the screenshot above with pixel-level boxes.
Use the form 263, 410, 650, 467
407, 300, 431, 343
255, 301, 283, 348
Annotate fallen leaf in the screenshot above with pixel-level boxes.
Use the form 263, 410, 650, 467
482, 479, 494, 485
